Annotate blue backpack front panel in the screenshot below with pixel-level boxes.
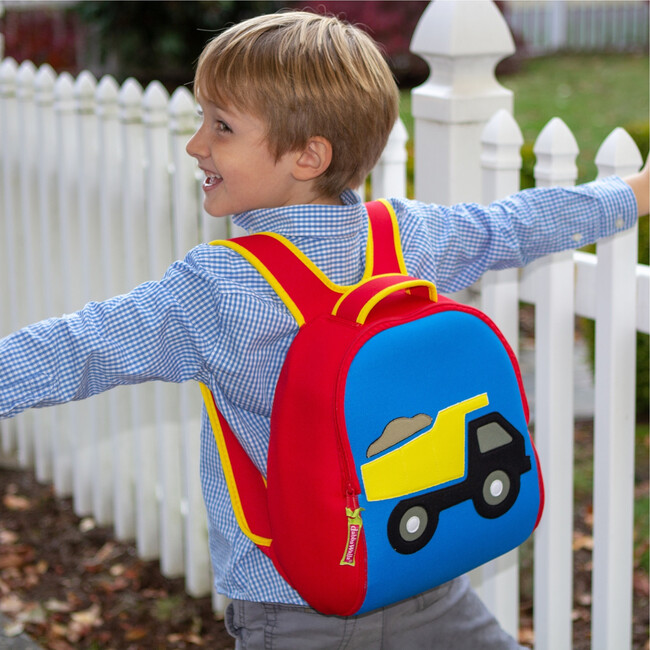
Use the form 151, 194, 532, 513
343, 308, 542, 613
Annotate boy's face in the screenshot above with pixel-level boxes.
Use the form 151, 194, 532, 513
187, 98, 316, 217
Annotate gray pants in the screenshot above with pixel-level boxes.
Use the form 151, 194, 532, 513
224, 575, 524, 649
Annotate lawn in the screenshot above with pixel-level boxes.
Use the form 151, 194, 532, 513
501, 52, 649, 185
399, 51, 649, 187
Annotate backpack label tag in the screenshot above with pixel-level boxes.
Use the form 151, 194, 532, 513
341, 507, 364, 566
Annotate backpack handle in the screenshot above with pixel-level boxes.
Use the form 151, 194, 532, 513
333, 274, 437, 325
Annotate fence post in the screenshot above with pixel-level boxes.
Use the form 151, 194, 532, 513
371, 118, 408, 199
144, 81, 185, 579
528, 117, 579, 650
410, 0, 514, 205
169, 86, 212, 598
591, 127, 642, 650
473, 108, 523, 640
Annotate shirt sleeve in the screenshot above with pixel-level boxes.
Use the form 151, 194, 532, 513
0, 251, 219, 420
394, 176, 638, 293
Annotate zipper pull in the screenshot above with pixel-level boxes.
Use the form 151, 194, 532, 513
341, 486, 363, 566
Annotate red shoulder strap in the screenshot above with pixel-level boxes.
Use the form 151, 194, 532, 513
218, 200, 406, 325
365, 199, 407, 276
199, 199, 408, 554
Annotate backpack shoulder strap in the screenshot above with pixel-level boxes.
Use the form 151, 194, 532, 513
199, 199, 408, 554
199, 383, 275, 554
214, 199, 407, 325
217, 233, 343, 326
365, 199, 408, 276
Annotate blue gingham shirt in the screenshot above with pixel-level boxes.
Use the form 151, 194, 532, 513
0, 178, 637, 604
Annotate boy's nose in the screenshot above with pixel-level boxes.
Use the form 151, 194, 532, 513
186, 130, 205, 160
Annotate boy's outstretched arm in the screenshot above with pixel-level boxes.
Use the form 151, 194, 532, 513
623, 158, 649, 217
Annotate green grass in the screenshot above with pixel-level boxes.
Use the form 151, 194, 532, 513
499, 52, 649, 184
399, 52, 649, 187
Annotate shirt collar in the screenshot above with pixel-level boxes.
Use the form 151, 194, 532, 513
232, 189, 365, 237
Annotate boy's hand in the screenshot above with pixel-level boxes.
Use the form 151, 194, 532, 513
624, 157, 649, 217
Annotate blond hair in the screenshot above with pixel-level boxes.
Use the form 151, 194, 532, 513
194, 11, 399, 197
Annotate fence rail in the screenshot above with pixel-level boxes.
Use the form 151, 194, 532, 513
1, 1, 647, 648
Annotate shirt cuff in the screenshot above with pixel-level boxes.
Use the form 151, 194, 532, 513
585, 175, 638, 238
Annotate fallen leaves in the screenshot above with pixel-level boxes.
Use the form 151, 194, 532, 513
3, 493, 32, 511
66, 604, 103, 642
0, 543, 35, 570
0, 471, 234, 649
572, 532, 595, 552
0, 596, 46, 638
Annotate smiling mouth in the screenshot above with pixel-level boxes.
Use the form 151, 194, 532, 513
203, 173, 222, 190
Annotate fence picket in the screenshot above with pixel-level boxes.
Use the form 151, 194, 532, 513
114, 77, 146, 542
144, 81, 185, 579
169, 86, 212, 598
32, 64, 57, 484
528, 117, 579, 650
14, 61, 39, 471
94, 75, 121, 529
0, 57, 19, 455
472, 108, 525, 639
52, 71, 78, 498
591, 128, 642, 650
72, 70, 99, 518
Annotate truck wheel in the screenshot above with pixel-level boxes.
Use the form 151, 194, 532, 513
388, 502, 439, 554
473, 469, 520, 519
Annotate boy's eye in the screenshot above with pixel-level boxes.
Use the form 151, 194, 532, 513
215, 120, 231, 134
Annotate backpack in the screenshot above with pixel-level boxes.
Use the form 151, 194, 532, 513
199, 199, 544, 616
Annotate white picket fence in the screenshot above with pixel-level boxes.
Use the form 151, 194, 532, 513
0, 1, 647, 648
503, 0, 649, 54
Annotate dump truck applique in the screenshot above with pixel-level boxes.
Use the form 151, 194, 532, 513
360, 393, 532, 555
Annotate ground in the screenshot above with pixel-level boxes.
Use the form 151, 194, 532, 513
0, 464, 233, 649
0, 421, 647, 649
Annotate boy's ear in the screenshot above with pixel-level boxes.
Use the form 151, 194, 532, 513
293, 136, 333, 181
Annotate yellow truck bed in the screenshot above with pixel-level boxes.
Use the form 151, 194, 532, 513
360, 393, 489, 501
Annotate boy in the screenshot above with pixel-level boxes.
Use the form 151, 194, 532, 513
1, 10, 648, 650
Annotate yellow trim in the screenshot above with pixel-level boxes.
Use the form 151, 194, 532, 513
331, 273, 405, 317
210, 201, 408, 324
356, 280, 437, 324
214, 239, 306, 327
363, 220, 375, 282
199, 382, 272, 548
210, 234, 370, 322
376, 199, 408, 275
212, 233, 349, 294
